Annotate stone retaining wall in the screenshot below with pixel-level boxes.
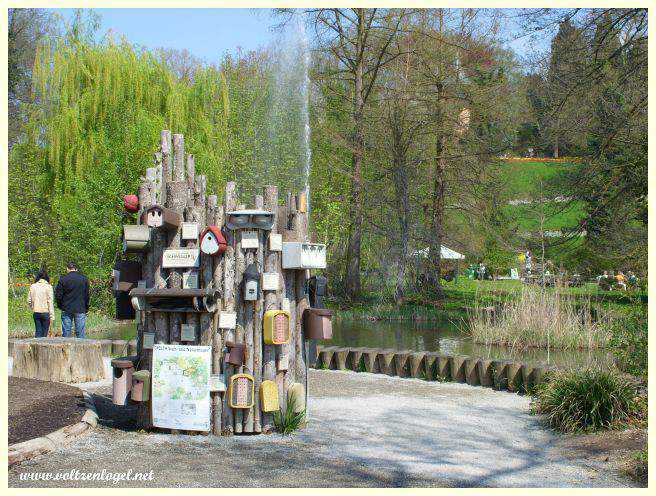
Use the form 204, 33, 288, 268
313, 346, 555, 393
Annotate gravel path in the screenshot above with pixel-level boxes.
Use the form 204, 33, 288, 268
8, 369, 637, 488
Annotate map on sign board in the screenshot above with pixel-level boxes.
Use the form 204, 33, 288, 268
152, 344, 211, 431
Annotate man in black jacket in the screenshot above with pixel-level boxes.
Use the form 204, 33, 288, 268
55, 262, 90, 338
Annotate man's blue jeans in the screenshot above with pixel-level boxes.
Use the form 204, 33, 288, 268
62, 312, 86, 338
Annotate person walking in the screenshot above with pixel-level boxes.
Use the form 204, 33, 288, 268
55, 262, 90, 338
28, 268, 55, 338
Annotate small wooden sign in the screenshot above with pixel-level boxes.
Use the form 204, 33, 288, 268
209, 374, 226, 393
218, 312, 237, 329
269, 233, 283, 251
162, 248, 200, 268
241, 230, 259, 249
181, 222, 199, 240
262, 272, 279, 291
143, 332, 155, 350
181, 324, 197, 342
182, 270, 199, 289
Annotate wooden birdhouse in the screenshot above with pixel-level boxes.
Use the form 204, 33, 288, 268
229, 374, 254, 409
141, 205, 182, 230
200, 226, 227, 256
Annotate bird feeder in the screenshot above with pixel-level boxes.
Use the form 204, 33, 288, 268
111, 356, 136, 406
260, 380, 279, 413
200, 226, 227, 256
303, 308, 333, 340
243, 263, 260, 301
123, 194, 139, 213
229, 374, 255, 409
264, 310, 291, 345
226, 209, 275, 230
123, 225, 151, 253
282, 242, 327, 269
141, 205, 182, 230
287, 382, 306, 413
131, 370, 150, 403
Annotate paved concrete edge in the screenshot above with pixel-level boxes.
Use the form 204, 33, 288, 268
8, 390, 98, 466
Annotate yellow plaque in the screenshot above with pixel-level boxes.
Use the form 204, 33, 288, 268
264, 310, 291, 345
229, 374, 254, 409
260, 380, 279, 413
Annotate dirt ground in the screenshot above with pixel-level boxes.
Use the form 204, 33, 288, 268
8, 370, 645, 488
9, 377, 85, 444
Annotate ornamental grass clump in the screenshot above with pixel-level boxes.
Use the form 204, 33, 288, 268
274, 398, 306, 435
531, 368, 639, 433
468, 285, 613, 350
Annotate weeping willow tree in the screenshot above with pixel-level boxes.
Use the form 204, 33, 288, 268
9, 19, 309, 283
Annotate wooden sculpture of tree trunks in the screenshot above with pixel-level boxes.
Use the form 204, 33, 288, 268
130, 130, 311, 436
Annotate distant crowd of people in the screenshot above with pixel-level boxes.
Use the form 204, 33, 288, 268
27, 262, 90, 338
597, 270, 638, 291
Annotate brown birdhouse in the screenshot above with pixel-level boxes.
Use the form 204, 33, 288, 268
200, 226, 227, 256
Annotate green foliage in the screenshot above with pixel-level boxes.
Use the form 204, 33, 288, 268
531, 368, 640, 433
273, 399, 306, 435
610, 305, 647, 380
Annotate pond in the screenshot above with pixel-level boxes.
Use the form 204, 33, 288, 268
99, 316, 612, 370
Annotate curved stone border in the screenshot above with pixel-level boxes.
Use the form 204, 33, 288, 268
313, 346, 555, 393
8, 391, 99, 466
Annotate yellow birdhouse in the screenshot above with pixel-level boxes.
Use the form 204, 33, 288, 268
287, 382, 305, 413
260, 380, 279, 413
264, 310, 291, 345
229, 374, 254, 409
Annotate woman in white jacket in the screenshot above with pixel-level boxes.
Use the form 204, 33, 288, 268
28, 268, 55, 338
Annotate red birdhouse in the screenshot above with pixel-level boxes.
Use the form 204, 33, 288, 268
200, 226, 227, 256
123, 194, 139, 213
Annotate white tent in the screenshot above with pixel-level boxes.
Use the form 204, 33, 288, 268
411, 246, 465, 260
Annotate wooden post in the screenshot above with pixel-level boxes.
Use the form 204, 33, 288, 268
233, 202, 246, 435
262, 185, 278, 433
221, 182, 237, 435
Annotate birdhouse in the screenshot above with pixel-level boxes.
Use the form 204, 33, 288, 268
115, 260, 142, 292
243, 263, 260, 301
111, 357, 135, 406
264, 310, 291, 345
123, 194, 139, 213
200, 226, 227, 256
226, 209, 275, 230
229, 374, 254, 409
303, 308, 333, 340
131, 370, 150, 403
287, 383, 306, 413
282, 242, 327, 269
141, 205, 182, 230
260, 380, 279, 412
123, 225, 151, 253
308, 275, 327, 308
225, 341, 245, 366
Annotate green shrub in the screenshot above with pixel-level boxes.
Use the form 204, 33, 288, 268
610, 305, 647, 380
531, 368, 639, 433
274, 398, 306, 435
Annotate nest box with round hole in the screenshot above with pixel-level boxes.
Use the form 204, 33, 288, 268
225, 341, 245, 366
131, 370, 150, 403
226, 209, 275, 230
260, 380, 279, 412
264, 310, 291, 345
229, 374, 254, 409
141, 205, 182, 230
200, 226, 227, 256
123, 194, 139, 213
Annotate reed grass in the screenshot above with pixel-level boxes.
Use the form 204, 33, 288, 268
468, 285, 613, 350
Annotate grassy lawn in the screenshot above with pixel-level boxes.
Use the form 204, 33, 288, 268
498, 159, 578, 198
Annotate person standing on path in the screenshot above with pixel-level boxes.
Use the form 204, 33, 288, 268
28, 268, 55, 338
55, 262, 90, 338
